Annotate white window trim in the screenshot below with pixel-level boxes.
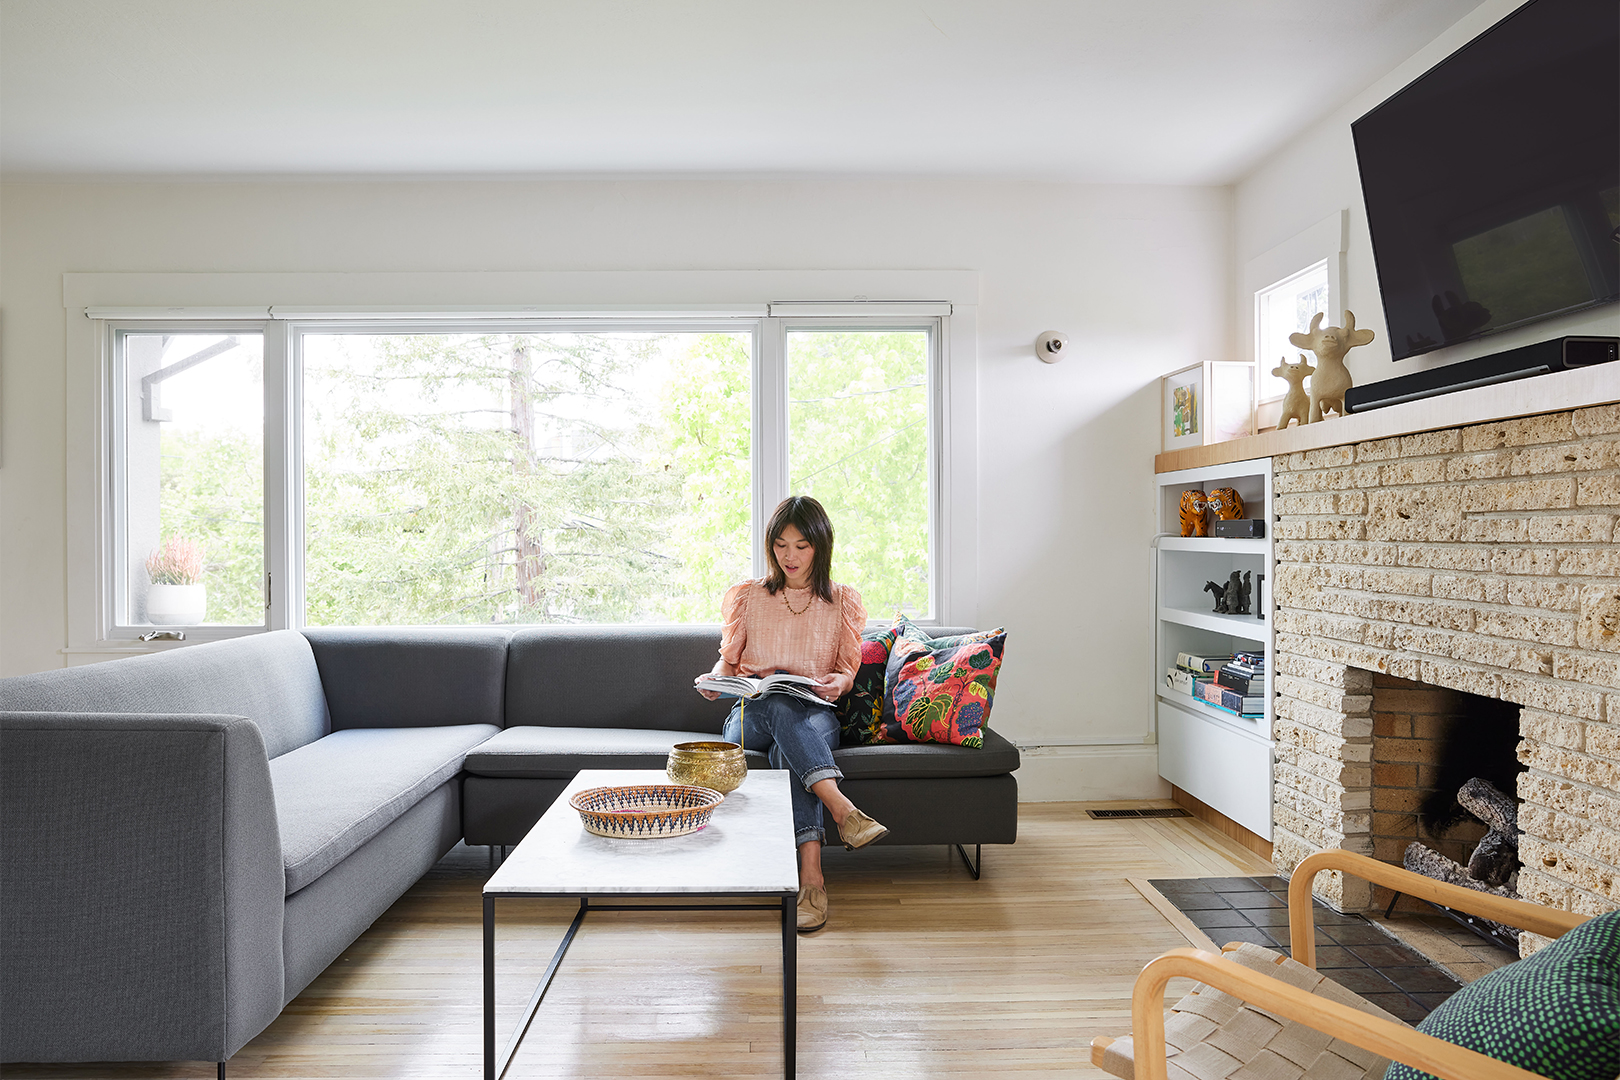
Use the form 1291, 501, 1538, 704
63, 270, 980, 657
1243, 210, 1348, 404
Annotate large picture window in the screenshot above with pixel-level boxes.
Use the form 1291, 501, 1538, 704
301, 328, 752, 625
102, 312, 944, 636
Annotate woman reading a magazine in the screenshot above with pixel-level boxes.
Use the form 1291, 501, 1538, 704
694, 495, 888, 932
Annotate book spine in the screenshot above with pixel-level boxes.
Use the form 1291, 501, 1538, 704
1214, 670, 1266, 695
1166, 669, 1211, 696
1198, 697, 1263, 720
1175, 652, 1231, 673
1196, 680, 1263, 714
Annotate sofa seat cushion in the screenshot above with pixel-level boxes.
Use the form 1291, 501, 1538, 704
832, 727, 1021, 780
271, 724, 499, 894
463, 726, 768, 779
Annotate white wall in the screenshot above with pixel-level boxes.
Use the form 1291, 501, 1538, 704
0, 177, 1233, 799
1235, 0, 1619, 391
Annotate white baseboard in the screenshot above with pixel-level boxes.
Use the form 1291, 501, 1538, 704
1013, 744, 1170, 802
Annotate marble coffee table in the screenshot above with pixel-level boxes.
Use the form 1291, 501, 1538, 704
483, 767, 800, 1079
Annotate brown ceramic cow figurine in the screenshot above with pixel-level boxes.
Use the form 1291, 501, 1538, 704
1290, 310, 1375, 422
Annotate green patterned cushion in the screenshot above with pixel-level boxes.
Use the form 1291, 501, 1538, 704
1384, 909, 1620, 1080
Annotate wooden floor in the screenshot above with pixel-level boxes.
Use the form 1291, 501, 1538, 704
8, 802, 1272, 1079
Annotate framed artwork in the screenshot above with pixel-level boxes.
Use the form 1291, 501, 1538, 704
1162, 361, 1256, 452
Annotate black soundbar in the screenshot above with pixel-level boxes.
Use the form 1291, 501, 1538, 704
1344, 336, 1618, 413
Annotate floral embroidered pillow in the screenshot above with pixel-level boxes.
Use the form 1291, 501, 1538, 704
835, 623, 900, 746
878, 629, 1006, 747
893, 615, 1003, 652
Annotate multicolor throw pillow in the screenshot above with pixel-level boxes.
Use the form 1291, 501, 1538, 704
834, 623, 900, 746
878, 627, 1005, 747
1384, 909, 1620, 1080
892, 615, 1002, 651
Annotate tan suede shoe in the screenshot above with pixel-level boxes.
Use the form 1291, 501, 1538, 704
838, 807, 889, 851
797, 885, 828, 932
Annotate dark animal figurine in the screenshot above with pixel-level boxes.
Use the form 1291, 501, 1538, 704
1204, 579, 1228, 614
1223, 571, 1244, 615
1231, 570, 1251, 616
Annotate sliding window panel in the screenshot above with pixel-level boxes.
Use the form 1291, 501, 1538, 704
784, 327, 934, 620
113, 329, 267, 631
299, 328, 752, 626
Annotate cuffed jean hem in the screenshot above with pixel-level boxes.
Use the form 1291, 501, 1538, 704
801, 765, 843, 790
795, 827, 827, 846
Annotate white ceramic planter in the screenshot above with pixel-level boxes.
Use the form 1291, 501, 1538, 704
146, 583, 207, 625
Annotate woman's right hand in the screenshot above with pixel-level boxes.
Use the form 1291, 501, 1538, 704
694, 676, 721, 702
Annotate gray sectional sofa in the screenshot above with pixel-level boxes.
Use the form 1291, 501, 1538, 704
0, 624, 1018, 1070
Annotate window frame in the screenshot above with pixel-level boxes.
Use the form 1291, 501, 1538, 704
101, 318, 290, 643
65, 273, 976, 657
1254, 261, 1330, 403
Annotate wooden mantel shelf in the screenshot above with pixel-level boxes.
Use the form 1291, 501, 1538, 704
1156, 364, 1620, 474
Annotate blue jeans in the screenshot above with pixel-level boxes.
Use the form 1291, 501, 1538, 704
721, 694, 843, 847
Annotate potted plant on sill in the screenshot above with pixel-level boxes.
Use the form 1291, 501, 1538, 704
145, 537, 207, 625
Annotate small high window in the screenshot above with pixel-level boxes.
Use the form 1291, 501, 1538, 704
1255, 261, 1329, 402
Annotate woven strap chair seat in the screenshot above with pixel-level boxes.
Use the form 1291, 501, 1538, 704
1097, 942, 1409, 1080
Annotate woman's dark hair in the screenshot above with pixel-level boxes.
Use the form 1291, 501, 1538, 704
763, 495, 835, 603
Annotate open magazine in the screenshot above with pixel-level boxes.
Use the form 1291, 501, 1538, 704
694, 672, 827, 705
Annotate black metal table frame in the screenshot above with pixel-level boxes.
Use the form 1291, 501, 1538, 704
483, 890, 797, 1079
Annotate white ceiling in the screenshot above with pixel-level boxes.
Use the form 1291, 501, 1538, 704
1, 0, 1483, 184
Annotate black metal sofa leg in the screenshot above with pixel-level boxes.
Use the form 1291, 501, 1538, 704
954, 843, 982, 879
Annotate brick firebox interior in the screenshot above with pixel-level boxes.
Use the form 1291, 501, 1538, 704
1268, 403, 1620, 954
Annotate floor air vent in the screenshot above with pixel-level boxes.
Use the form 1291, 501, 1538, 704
1086, 807, 1192, 820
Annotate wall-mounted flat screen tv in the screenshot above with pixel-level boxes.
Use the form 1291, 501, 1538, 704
1352, 0, 1618, 362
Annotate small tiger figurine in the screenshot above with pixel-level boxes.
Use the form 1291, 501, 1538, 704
1179, 489, 1208, 537
1207, 487, 1245, 521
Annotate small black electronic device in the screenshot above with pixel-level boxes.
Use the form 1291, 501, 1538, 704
1344, 336, 1618, 413
1212, 518, 1265, 539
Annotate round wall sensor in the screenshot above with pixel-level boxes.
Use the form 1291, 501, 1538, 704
1035, 331, 1068, 363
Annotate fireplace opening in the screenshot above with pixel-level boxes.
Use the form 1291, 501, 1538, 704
1369, 672, 1525, 942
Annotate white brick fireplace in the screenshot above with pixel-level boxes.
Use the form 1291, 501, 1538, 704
1267, 403, 1620, 951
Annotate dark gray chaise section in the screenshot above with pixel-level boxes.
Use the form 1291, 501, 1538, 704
462, 625, 744, 843
460, 624, 1020, 849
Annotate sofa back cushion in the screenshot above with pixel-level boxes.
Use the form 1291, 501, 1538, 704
301, 628, 512, 730
506, 625, 731, 731
0, 630, 329, 759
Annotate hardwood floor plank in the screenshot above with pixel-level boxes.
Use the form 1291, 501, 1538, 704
4, 802, 1270, 1078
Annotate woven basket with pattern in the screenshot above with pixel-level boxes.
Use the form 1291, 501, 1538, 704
569, 784, 725, 839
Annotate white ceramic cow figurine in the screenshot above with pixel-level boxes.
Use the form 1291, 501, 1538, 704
1290, 310, 1375, 422
1271, 354, 1314, 430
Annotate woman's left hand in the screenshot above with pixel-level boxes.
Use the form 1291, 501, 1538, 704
815, 676, 842, 702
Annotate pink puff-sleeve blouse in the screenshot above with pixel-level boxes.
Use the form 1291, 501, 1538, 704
715, 580, 867, 699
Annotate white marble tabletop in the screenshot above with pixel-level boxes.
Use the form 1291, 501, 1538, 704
484, 768, 800, 897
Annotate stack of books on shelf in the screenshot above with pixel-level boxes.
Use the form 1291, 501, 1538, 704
1196, 651, 1267, 718
1163, 652, 1227, 700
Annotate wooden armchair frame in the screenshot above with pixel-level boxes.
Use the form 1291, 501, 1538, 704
1093, 849, 1590, 1080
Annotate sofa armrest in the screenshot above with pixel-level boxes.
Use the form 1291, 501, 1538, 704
0, 711, 286, 1064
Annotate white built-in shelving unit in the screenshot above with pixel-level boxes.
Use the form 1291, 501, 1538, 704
1154, 456, 1274, 840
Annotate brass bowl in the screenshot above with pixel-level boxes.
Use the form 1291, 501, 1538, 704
666, 740, 748, 795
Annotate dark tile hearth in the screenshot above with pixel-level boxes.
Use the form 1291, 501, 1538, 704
1147, 875, 1462, 1023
